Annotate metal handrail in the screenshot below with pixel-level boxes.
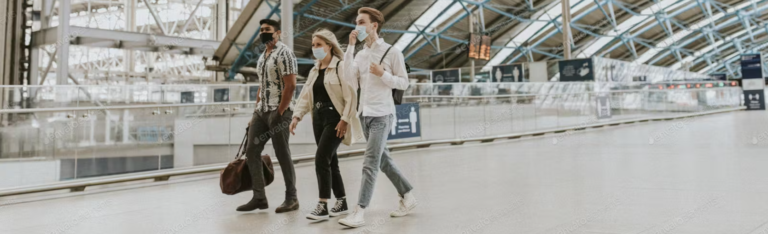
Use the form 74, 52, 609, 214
0, 106, 745, 197
0, 81, 735, 88
0, 87, 741, 114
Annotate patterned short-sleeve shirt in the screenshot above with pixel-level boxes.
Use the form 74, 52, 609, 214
255, 41, 298, 113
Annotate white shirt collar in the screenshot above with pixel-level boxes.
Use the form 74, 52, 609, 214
364, 38, 385, 50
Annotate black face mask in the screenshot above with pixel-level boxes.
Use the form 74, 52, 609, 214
260, 33, 274, 44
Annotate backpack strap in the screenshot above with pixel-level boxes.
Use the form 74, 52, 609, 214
335, 60, 342, 89
380, 46, 392, 65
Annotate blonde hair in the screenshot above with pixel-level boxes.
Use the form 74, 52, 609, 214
312, 29, 344, 61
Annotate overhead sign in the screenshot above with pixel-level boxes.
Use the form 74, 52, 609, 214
468, 34, 481, 59
479, 35, 491, 60
431, 68, 461, 83
558, 58, 594, 82
492, 64, 524, 82
596, 93, 612, 119
389, 103, 421, 140
741, 54, 763, 79
709, 73, 726, 81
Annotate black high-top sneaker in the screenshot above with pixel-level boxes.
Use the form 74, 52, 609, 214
329, 197, 349, 217
306, 201, 330, 221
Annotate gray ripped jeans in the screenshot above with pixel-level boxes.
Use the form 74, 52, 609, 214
357, 114, 413, 208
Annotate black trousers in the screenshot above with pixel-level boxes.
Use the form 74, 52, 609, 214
312, 106, 346, 199
246, 109, 296, 201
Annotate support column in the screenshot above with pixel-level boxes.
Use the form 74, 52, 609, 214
125, 0, 136, 79
561, 0, 572, 59
41, 0, 54, 28
0, 0, 9, 127
105, 111, 112, 144
281, 0, 293, 49
57, 0, 71, 85
30, 48, 40, 85
469, 12, 475, 81
122, 109, 133, 143
215, 0, 227, 82
217, 0, 227, 41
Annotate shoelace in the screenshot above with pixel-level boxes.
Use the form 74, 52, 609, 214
397, 200, 407, 211
332, 200, 344, 211
312, 203, 325, 215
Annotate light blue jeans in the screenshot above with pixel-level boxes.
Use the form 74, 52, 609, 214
357, 114, 414, 208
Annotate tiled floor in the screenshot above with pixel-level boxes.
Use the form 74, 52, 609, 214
2, 110, 768, 234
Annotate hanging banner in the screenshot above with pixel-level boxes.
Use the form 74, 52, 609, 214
492, 64, 524, 82
432, 68, 460, 95
431, 69, 461, 83
596, 93, 612, 119
558, 58, 595, 81
389, 103, 421, 140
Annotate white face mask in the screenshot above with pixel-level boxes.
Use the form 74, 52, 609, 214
355, 25, 368, 42
312, 47, 327, 60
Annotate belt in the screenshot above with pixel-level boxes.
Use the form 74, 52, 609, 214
314, 102, 334, 110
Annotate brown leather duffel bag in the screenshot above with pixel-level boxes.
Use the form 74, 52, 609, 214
220, 129, 274, 195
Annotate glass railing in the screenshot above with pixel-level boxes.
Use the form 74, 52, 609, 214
0, 81, 741, 109
0, 83, 744, 190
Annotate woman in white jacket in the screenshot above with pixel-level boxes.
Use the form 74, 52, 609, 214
289, 29, 363, 221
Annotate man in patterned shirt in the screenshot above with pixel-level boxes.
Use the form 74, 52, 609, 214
237, 19, 300, 214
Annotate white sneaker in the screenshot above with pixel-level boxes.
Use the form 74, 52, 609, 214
338, 205, 366, 228
390, 192, 418, 217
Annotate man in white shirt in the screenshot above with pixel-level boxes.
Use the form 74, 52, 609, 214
338, 7, 417, 228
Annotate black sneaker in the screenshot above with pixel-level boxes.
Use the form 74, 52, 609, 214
306, 202, 329, 221
329, 198, 349, 217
